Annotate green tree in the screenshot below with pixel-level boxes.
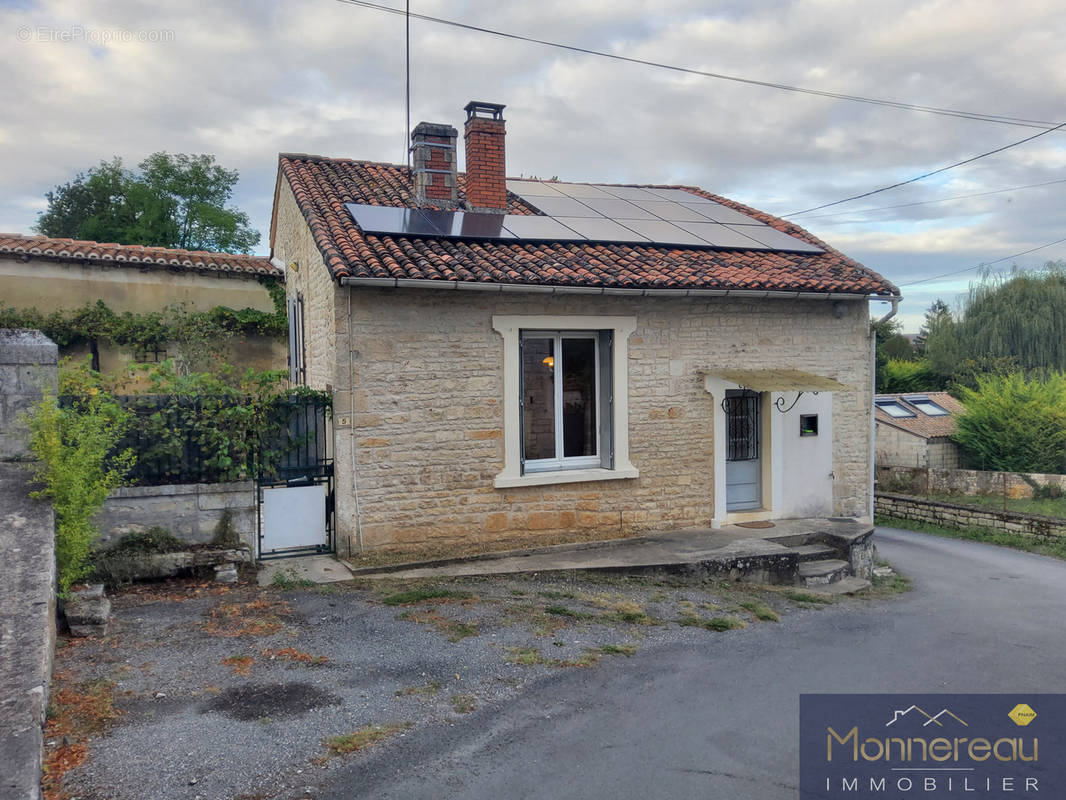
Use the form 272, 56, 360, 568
35, 153, 260, 253
952, 372, 1066, 473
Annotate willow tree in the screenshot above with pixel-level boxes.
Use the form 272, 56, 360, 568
954, 263, 1066, 372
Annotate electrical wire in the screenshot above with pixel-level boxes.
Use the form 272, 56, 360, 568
898, 237, 1066, 288
792, 178, 1066, 222
332, 0, 1062, 131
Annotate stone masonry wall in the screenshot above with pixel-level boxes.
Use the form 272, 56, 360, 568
876, 464, 1066, 499
875, 492, 1066, 540
332, 288, 873, 552
273, 179, 339, 392
93, 482, 256, 550
0, 329, 57, 800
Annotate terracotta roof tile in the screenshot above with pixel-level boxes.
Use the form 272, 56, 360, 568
276, 154, 898, 295
0, 234, 279, 278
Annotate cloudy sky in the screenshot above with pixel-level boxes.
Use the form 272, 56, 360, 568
2, 0, 1064, 330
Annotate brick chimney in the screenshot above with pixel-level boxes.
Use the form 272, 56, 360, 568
411, 121, 458, 206
463, 101, 507, 212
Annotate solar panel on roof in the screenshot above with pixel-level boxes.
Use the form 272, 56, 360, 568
631, 200, 712, 223
598, 185, 662, 201
346, 204, 427, 235
419, 209, 515, 239
723, 224, 823, 253
616, 219, 710, 246
674, 222, 769, 250
558, 218, 651, 243
522, 196, 601, 218
687, 203, 769, 227
578, 197, 658, 220
644, 187, 714, 203
505, 180, 566, 197
551, 182, 615, 199
501, 215, 584, 241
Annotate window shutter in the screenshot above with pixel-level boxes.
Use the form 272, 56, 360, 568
518, 335, 526, 474
287, 296, 299, 384
598, 330, 614, 470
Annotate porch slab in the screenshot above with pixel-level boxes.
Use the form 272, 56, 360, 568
347, 517, 872, 583
256, 555, 355, 587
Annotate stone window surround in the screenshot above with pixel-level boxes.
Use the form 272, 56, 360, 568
492, 314, 639, 489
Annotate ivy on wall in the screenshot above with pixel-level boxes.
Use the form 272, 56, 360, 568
0, 276, 287, 353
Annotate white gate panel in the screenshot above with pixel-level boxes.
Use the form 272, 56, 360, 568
262, 484, 327, 551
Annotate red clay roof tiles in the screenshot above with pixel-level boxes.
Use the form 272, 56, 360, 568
277, 154, 898, 296
0, 234, 279, 277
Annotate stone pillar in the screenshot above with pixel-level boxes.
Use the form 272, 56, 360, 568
0, 329, 58, 461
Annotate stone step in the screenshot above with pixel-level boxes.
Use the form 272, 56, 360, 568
788, 544, 837, 562
809, 576, 872, 596
798, 558, 851, 587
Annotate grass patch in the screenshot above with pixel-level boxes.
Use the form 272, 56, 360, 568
395, 681, 441, 697
540, 589, 576, 600
544, 605, 584, 618
322, 723, 412, 756
381, 587, 476, 606
269, 568, 315, 590
922, 491, 1066, 519
395, 610, 478, 642
678, 613, 746, 631
871, 570, 911, 595
782, 590, 834, 605
595, 643, 639, 657
602, 600, 656, 625
877, 515, 1066, 561
504, 646, 546, 666
739, 600, 780, 622
451, 693, 477, 714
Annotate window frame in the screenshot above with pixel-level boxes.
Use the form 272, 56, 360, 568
492, 314, 639, 488
288, 292, 306, 386
874, 398, 916, 418
902, 395, 950, 416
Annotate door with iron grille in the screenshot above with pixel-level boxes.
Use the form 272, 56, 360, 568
724, 390, 762, 511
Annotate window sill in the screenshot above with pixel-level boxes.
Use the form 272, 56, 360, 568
494, 466, 639, 489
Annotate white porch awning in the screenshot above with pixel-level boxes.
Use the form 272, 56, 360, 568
698, 368, 851, 392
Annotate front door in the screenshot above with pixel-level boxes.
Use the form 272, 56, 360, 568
724, 390, 762, 511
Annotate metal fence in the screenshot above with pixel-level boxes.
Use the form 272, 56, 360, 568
61, 394, 332, 486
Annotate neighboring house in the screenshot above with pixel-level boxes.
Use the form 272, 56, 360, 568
270, 100, 899, 555
0, 233, 285, 376
874, 392, 965, 468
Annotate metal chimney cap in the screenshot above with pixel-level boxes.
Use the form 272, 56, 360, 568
464, 101, 505, 120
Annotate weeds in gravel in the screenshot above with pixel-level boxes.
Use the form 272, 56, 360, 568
396, 681, 442, 697
739, 600, 780, 622
602, 601, 656, 625
505, 646, 546, 666
322, 723, 412, 756
202, 597, 290, 638
540, 589, 576, 600
221, 655, 255, 676
782, 590, 834, 605
595, 644, 639, 656
269, 568, 315, 590
677, 613, 746, 631
382, 587, 475, 606
451, 694, 477, 713
544, 605, 585, 618
263, 647, 329, 666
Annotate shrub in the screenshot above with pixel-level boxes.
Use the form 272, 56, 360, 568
26, 359, 135, 593
952, 372, 1066, 474
880, 359, 942, 393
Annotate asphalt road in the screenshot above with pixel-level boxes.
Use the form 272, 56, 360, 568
319, 527, 1066, 800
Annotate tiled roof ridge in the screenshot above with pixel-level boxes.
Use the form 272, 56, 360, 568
0, 233, 280, 277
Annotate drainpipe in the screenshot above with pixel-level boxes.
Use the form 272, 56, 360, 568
347, 284, 364, 553
869, 296, 899, 521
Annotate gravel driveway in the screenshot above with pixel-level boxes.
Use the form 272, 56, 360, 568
47, 569, 894, 800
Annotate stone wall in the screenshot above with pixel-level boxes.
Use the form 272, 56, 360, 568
94, 482, 257, 550
875, 423, 959, 469
330, 287, 873, 553
875, 492, 1066, 540
876, 464, 1066, 499
0, 329, 57, 800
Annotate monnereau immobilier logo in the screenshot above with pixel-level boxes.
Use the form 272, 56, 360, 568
800, 694, 1065, 798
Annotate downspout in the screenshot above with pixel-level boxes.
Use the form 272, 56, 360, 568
347, 284, 364, 553
869, 296, 899, 521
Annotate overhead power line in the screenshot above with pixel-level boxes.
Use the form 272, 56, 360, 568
783, 120, 1066, 217
333, 0, 1061, 131
793, 178, 1066, 222
898, 237, 1066, 289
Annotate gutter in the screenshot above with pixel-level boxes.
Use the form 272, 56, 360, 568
338, 275, 896, 301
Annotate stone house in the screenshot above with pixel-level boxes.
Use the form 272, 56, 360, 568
874, 391, 964, 469
0, 233, 286, 379
269, 101, 899, 555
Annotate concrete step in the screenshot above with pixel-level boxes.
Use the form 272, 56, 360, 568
809, 576, 872, 596
788, 544, 837, 562
798, 558, 851, 587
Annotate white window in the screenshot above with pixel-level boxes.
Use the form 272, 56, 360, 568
903, 395, 949, 416
287, 292, 306, 385
493, 315, 639, 488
